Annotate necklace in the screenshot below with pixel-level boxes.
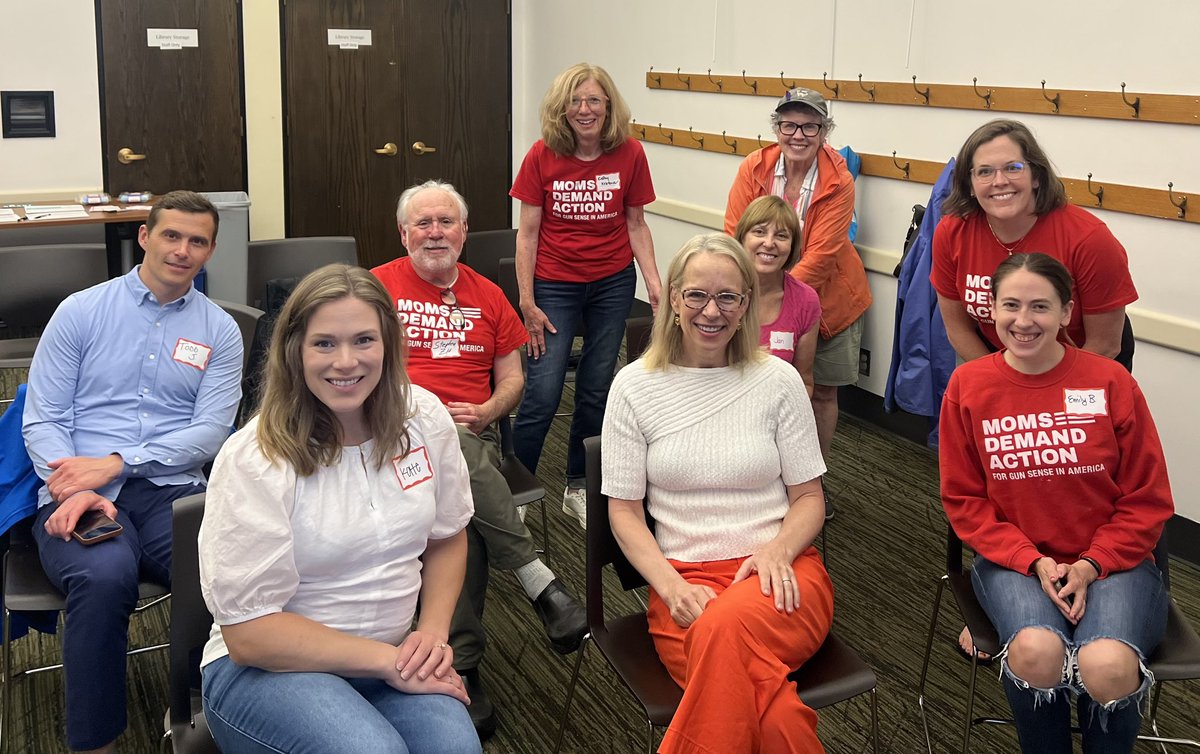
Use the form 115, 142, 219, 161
986, 219, 1032, 255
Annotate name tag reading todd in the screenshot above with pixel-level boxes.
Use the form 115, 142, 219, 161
431, 338, 460, 359
769, 330, 794, 352
172, 338, 212, 370
393, 446, 434, 490
1064, 388, 1107, 416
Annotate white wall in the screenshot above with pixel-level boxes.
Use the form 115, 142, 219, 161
0, 2, 103, 199
512, 0, 1200, 518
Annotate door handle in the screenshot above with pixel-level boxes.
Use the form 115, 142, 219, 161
411, 141, 438, 156
117, 148, 147, 164
374, 142, 399, 156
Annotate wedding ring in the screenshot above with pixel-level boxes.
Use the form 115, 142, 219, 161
436, 642, 449, 649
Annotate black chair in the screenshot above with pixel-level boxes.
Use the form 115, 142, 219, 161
554, 436, 879, 754
210, 299, 264, 376
1, 520, 170, 752
0, 244, 109, 368
460, 228, 517, 287
917, 525, 1200, 753
161, 492, 219, 753
497, 415, 549, 563
623, 315, 653, 363
245, 237, 358, 309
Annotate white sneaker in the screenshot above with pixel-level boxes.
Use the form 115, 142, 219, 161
562, 487, 587, 530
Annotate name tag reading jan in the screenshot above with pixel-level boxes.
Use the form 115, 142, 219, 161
393, 446, 434, 490
172, 338, 212, 370
1064, 388, 1108, 416
769, 330, 795, 352
431, 338, 461, 359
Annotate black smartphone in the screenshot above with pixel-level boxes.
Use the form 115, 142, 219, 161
72, 510, 123, 545
1053, 578, 1075, 607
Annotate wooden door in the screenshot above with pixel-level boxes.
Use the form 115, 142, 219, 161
97, 0, 245, 194
283, 0, 510, 269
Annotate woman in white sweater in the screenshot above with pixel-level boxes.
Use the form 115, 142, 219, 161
602, 233, 833, 754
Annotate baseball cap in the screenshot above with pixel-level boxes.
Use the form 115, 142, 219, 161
775, 88, 828, 118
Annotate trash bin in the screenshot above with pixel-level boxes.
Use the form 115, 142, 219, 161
200, 191, 251, 304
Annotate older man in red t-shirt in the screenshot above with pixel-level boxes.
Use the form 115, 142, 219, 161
372, 180, 585, 739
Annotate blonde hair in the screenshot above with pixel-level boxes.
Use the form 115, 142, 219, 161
539, 63, 631, 156
642, 233, 764, 370
256, 264, 412, 476
733, 195, 802, 272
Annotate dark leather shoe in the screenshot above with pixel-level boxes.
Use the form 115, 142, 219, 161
531, 579, 588, 654
461, 668, 497, 741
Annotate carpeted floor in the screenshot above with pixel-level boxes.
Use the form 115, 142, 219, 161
2, 365, 1198, 753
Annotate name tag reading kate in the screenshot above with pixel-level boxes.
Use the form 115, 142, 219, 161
393, 446, 434, 489
431, 338, 460, 359
172, 338, 212, 370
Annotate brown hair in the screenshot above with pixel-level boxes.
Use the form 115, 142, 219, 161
539, 63, 631, 156
256, 264, 412, 476
147, 190, 220, 240
991, 252, 1074, 307
942, 119, 1067, 218
642, 233, 764, 371
733, 195, 802, 271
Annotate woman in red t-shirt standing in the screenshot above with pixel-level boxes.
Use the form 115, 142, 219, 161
510, 63, 660, 529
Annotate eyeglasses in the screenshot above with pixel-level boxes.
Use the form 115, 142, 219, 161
440, 288, 466, 328
568, 95, 607, 111
971, 161, 1029, 182
679, 289, 746, 312
776, 121, 822, 137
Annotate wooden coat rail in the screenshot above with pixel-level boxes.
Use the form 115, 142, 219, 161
646, 70, 1200, 127
630, 123, 1197, 225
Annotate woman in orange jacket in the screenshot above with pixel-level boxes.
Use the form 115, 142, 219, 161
724, 88, 871, 518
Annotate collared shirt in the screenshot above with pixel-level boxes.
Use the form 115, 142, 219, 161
23, 267, 243, 508
771, 154, 819, 234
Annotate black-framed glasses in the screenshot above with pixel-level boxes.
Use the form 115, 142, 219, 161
971, 161, 1028, 182
440, 288, 466, 328
776, 121, 822, 137
680, 289, 746, 312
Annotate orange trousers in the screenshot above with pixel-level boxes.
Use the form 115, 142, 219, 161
647, 548, 834, 754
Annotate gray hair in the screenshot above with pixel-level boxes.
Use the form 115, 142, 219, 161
769, 106, 837, 137
395, 180, 470, 225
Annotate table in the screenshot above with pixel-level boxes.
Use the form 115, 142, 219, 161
1, 200, 152, 274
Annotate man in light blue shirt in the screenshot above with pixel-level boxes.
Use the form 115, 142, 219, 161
22, 190, 242, 753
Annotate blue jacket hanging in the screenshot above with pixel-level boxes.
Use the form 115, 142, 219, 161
884, 159, 957, 448
837, 145, 861, 242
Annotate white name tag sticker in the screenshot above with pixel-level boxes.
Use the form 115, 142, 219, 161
1064, 388, 1107, 416
393, 446, 434, 490
769, 330, 795, 352
172, 338, 212, 370
431, 338, 461, 359
596, 172, 621, 190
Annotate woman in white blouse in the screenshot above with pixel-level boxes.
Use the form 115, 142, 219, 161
198, 264, 481, 754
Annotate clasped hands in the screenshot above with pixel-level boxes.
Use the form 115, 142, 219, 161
1034, 556, 1099, 624
388, 629, 468, 703
42, 455, 124, 540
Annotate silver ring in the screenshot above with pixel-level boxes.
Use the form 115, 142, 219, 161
782, 579, 793, 584
436, 642, 449, 649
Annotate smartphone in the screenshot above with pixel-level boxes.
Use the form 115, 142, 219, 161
72, 510, 124, 545
1053, 578, 1075, 607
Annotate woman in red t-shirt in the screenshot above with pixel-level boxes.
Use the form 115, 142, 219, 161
510, 63, 660, 529
939, 253, 1171, 754
733, 196, 821, 397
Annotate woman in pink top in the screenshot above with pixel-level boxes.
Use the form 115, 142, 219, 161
735, 196, 821, 397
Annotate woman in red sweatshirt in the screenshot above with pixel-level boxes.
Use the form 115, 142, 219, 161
939, 252, 1173, 754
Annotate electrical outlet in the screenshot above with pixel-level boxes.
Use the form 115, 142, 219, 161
859, 348, 870, 377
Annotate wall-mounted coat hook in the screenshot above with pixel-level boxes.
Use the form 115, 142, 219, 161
741, 70, 758, 94
911, 76, 930, 105
891, 151, 911, 180
648, 67, 661, 88
706, 69, 723, 91
857, 74, 876, 102
822, 72, 840, 99
632, 120, 647, 140
721, 130, 739, 153
1086, 173, 1104, 207
780, 71, 796, 89
756, 133, 768, 149
677, 68, 691, 90
1120, 82, 1141, 119
659, 124, 674, 144
972, 78, 993, 109
687, 127, 704, 149
1168, 182, 1188, 218
1040, 80, 1060, 113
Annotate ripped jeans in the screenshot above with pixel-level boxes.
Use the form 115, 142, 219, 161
972, 557, 1168, 754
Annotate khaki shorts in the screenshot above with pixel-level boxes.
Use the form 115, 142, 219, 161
813, 316, 864, 387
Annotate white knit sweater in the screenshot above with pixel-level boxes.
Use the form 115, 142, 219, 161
601, 356, 824, 562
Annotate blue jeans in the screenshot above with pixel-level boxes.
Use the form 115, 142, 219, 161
972, 557, 1168, 754
202, 655, 482, 754
512, 263, 635, 483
